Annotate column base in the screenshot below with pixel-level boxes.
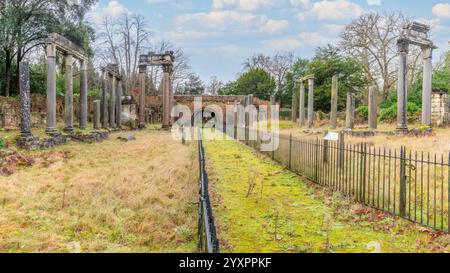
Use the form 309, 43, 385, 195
395, 127, 408, 134
45, 127, 59, 135
162, 125, 172, 131
138, 123, 146, 130
64, 127, 74, 134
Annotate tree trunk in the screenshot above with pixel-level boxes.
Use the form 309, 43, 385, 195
4, 49, 11, 97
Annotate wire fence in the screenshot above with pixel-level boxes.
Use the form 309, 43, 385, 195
197, 128, 220, 253
225, 126, 450, 233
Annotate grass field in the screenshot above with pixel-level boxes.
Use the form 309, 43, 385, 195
0, 130, 198, 253
204, 138, 450, 253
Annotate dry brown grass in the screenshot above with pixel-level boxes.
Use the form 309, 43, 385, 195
0, 130, 198, 253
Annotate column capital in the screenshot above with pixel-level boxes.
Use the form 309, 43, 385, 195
163, 64, 173, 73
422, 46, 433, 59
397, 38, 409, 54
65, 54, 73, 66
81, 59, 88, 70
46, 43, 57, 58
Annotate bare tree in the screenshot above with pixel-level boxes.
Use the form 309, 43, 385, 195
340, 12, 422, 98
206, 76, 223, 95
96, 13, 152, 95
243, 52, 294, 96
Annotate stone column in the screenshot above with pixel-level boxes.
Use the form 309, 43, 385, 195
64, 54, 74, 133
79, 59, 88, 130
138, 65, 147, 129
397, 39, 409, 131
162, 65, 172, 130
368, 85, 378, 131
19, 62, 32, 138
270, 95, 275, 106
291, 82, 297, 122
345, 93, 355, 129
422, 47, 433, 126
46, 43, 58, 135
93, 100, 101, 130
330, 75, 338, 129
116, 78, 123, 129
307, 78, 314, 128
299, 80, 305, 126
101, 70, 109, 129
109, 76, 116, 129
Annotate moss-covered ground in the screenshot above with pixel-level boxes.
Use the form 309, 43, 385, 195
204, 139, 450, 253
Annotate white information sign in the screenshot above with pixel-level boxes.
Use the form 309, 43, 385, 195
323, 132, 340, 141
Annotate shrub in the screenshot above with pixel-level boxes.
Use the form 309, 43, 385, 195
356, 106, 368, 120
379, 102, 421, 122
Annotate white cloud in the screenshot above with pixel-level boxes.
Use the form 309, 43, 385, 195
299, 32, 330, 44
262, 37, 303, 50
432, 3, 450, 19
366, 0, 381, 6
290, 0, 311, 8
88, 0, 126, 23
324, 24, 345, 32
261, 19, 290, 34
212, 0, 275, 11
297, 0, 365, 21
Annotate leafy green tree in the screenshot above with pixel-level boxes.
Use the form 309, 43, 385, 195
233, 68, 275, 100
218, 81, 237, 96
305, 45, 367, 112
283, 58, 309, 107
181, 74, 205, 95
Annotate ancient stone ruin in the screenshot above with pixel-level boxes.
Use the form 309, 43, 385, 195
139, 51, 175, 130
101, 64, 123, 130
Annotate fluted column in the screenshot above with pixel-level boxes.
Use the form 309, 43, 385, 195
299, 80, 305, 126
368, 85, 378, 131
101, 70, 109, 129
79, 59, 88, 130
291, 82, 297, 122
345, 93, 355, 129
64, 54, 74, 133
116, 79, 123, 129
307, 78, 314, 128
46, 43, 58, 135
138, 65, 147, 129
94, 100, 101, 130
330, 75, 338, 129
19, 62, 32, 138
422, 47, 433, 126
162, 64, 173, 130
109, 76, 116, 129
397, 39, 409, 131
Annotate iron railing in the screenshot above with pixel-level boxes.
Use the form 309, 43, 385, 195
197, 128, 220, 253
225, 126, 450, 233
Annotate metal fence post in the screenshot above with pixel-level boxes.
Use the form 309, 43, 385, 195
399, 146, 407, 217
338, 132, 345, 169
359, 143, 367, 202
288, 134, 293, 169
323, 130, 329, 164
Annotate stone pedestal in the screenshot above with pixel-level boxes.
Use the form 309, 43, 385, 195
80, 60, 88, 129
64, 54, 74, 133
46, 44, 58, 135
307, 78, 314, 128
139, 65, 147, 129
330, 75, 338, 129
19, 62, 32, 138
94, 100, 101, 130
431, 89, 449, 126
396, 39, 409, 132
299, 81, 305, 126
368, 85, 378, 131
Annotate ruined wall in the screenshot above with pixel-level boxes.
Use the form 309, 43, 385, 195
431, 89, 449, 127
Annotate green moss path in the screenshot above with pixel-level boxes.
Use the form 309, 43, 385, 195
204, 139, 450, 253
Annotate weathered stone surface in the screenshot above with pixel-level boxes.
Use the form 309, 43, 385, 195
46, 44, 58, 135
17, 134, 71, 151
71, 131, 109, 143
330, 75, 338, 129
368, 85, 378, 131
19, 62, 32, 138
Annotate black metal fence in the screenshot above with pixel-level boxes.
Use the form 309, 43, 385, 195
226, 127, 449, 233
197, 129, 220, 253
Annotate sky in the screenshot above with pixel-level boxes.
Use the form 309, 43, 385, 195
87, 0, 450, 83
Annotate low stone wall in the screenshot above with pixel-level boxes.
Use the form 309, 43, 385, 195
17, 131, 110, 151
